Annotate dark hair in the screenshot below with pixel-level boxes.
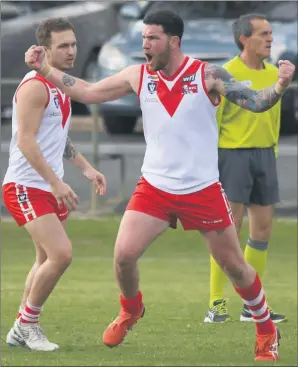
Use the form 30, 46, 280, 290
36, 17, 75, 47
143, 10, 184, 43
232, 14, 267, 51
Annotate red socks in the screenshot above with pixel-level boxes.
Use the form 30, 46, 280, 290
120, 291, 143, 315
20, 300, 41, 324
235, 274, 275, 335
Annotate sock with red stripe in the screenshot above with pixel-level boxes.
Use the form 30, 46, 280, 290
234, 274, 275, 335
120, 291, 142, 315
16, 305, 23, 319
20, 299, 42, 324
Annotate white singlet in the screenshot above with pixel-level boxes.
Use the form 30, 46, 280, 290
3, 71, 72, 192
138, 56, 220, 194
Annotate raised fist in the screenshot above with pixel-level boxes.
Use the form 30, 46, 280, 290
277, 60, 296, 88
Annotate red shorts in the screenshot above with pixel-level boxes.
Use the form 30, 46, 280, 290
2, 183, 68, 226
126, 177, 234, 231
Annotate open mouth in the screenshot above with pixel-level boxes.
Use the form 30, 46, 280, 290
145, 54, 153, 63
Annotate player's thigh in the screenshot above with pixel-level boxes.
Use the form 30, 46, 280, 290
202, 223, 245, 270
247, 204, 275, 241
115, 210, 169, 261
250, 147, 279, 206
218, 148, 252, 204
33, 219, 68, 264
24, 213, 72, 262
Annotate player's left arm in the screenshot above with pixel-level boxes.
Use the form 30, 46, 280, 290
63, 136, 106, 196
205, 61, 295, 113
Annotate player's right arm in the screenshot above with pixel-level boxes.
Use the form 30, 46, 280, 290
25, 46, 140, 104
16, 81, 78, 210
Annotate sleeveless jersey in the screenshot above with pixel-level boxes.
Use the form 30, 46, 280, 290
3, 71, 72, 192
138, 56, 220, 194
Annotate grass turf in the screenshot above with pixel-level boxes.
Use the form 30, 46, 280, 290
1, 217, 297, 366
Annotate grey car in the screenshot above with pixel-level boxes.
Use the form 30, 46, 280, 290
96, 1, 298, 134
1, 0, 121, 118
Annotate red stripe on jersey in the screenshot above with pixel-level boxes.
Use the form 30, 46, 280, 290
15, 76, 50, 108
155, 60, 202, 117
159, 56, 189, 81
37, 74, 71, 129
138, 64, 145, 101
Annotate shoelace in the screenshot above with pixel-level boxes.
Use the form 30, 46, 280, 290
28, 324, 47, 342
267, 305, 275, 314
213, 299, 228, 315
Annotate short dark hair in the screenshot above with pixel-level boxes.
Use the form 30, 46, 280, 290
143, 10, 184, 43
36, 17, 75, 47
232, 14, 267, 51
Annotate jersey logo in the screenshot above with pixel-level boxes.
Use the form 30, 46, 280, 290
182, 73, 196, 83
148, 74, 159, 81
17, 193, 27, 203
182, 84, 198, 95
148, 82, 157, 94
54, 96, 59, 109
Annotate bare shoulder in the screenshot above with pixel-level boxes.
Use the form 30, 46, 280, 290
119, 64, 143, 93
17, 78, 48, 104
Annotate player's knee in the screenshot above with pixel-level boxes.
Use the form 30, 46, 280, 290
220, 257, 247, 282
59, 246, 72, 268
251, 223, 271, 241
60, 251, 72, 268
224, 264, 246, 282
50, 241, 72, 268
114, 249, 137, 269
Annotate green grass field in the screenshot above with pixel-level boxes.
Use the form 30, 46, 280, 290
1, 217, 297, 366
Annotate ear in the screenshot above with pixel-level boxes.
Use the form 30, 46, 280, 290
170, 35, 180, 49
239, 34, 248, 49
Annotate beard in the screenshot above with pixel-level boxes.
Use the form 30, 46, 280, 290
149, 45, 171, 72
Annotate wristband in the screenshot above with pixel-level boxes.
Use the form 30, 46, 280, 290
39, 63, 52, 79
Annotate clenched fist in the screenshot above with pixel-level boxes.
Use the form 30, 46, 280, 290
277, 60, 295, 88
25, 45, 49, 75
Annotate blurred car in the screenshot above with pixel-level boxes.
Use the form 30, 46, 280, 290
95, 1, 298, 134
1, 0, 120, 119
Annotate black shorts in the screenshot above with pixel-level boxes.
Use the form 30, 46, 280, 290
218, 147, 279, 206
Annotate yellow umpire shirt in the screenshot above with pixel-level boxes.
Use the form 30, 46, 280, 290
217, 56, 281, 153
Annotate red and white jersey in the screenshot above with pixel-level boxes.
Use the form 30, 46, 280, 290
3, 71, 72, 192
138, 56, 221, 194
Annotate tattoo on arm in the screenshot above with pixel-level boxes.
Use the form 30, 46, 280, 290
62, 74, 76, 87
63, 136, 78, 160
204, 63, 281, 113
